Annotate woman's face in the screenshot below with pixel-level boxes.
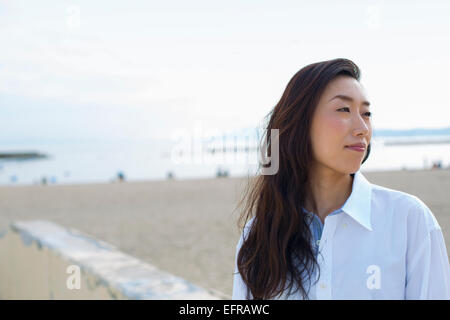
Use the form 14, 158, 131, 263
310, 75, 372, 175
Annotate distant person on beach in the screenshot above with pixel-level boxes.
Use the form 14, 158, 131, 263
432, 160, 443, 170
233, 58, 450, 300
216, 167, 229, 178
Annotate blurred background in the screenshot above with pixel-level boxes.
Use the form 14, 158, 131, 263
1, 0, 449, 298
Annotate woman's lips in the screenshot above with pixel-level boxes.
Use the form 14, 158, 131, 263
345, 146, 365, 152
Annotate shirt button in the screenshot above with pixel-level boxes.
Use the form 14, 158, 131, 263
316, 240, 320, 246
320, 283, 327, 289
343, 223, 348, 228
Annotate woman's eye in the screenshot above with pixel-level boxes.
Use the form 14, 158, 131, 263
338, 107, 372, 117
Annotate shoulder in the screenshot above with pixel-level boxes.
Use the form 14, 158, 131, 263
242, 216, 256, 239
370, 182, 441, 232
236, 216, 256, 249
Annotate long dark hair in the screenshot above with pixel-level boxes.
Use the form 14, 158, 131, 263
235, 58, 371, 299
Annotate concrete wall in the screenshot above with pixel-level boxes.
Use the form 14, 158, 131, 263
0, 220, 225, 299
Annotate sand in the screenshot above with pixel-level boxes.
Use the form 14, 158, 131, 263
1, 168, 449, 298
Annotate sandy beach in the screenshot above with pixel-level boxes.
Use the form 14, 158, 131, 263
1, 169, 449, 298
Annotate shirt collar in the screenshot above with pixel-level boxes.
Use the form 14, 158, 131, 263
341, 170, 373, 231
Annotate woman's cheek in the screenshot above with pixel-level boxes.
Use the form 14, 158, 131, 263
323, 115, 347, 135
311, 113, 346, 152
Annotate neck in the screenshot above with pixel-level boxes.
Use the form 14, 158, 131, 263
304, 169, 354, 224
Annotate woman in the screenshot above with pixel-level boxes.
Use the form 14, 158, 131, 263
232, 58, 450, 300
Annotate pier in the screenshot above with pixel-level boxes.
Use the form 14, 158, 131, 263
0, 152, 48, 160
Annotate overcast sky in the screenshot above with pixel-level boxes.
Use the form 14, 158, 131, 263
1, 0, 450, 142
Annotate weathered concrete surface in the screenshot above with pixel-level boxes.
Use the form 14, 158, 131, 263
0, 220, 224, 299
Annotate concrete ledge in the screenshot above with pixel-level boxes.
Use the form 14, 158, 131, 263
0, 220, 226, 299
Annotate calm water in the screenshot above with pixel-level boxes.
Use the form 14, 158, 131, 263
0, 135, 449, 186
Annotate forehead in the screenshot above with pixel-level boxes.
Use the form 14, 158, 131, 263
320, 75, 369, 103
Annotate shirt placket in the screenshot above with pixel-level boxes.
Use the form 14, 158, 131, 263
315, 215, 338, 300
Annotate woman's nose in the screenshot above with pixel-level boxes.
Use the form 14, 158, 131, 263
352, 115, 370, 136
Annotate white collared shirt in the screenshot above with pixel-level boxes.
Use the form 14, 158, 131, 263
232, 170, 450, 299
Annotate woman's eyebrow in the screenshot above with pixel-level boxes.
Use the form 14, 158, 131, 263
328, 94, 370, 107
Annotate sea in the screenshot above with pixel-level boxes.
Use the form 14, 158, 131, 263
0, 133, 449, 186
